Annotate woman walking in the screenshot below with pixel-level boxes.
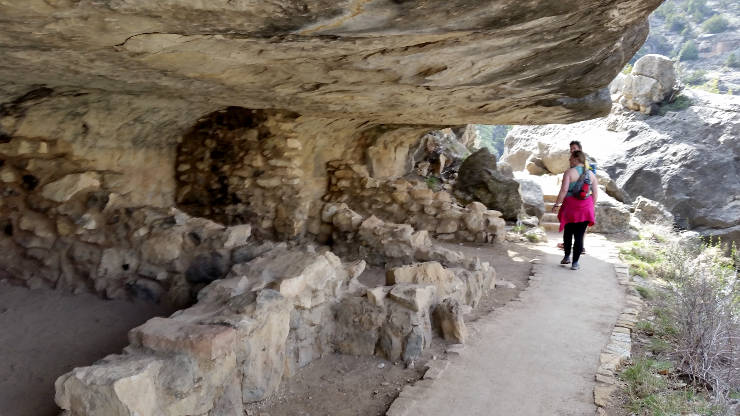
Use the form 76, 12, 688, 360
551, 150, 598, 270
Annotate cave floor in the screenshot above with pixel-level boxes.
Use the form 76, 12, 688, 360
0, 283, 175, 416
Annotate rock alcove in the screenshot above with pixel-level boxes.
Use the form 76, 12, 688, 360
0, 0, 666, 414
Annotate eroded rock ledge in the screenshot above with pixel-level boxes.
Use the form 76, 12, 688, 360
1, 0, 660, 125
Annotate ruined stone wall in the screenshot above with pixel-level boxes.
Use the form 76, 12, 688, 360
323, 161, 506, 244
174, 108, 430, 240
55, 217, 496, 415
0, 88, 440, 299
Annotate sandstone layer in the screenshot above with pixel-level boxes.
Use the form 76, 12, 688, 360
1, 0, 660, 125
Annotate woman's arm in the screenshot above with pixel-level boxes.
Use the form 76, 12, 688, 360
591, 172, 599, 205
552, 169, 572, 212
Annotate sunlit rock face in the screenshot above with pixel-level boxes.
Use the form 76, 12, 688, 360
1, 0, 660, 125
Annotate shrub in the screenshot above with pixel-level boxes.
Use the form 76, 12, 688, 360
686, 0, 712, 22
657, 94, 692, 115
682, 69, 707, 85
636, 286, 655, 300
726, 53, 739, 69
678, 40, 699, 61
699, 78, 720, 94
658, 241, 739, 399
667, 13, 690, 32
680, 26, 696, 41
654, 2, 677, 20
701, 14, 729, 34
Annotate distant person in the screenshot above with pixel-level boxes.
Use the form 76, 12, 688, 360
552, 150, 598, 270
570, 140, 597, 174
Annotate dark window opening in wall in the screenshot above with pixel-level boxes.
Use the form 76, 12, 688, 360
21, 174, 39, 191
3, 222, 13, 236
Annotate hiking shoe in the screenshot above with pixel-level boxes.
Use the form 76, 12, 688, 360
571, 263, 580, 270
560, 257, 571, 265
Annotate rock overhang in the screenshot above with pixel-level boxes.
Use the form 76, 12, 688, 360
0, 0, 662, 126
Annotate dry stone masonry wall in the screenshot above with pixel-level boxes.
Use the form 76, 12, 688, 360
176, 107, 307, 239
323, 161, 506, 245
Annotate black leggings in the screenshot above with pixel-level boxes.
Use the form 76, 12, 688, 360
563, 221, 589, 264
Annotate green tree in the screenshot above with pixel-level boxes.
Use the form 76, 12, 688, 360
701, 14, 729, 34
678, 40, 699, 61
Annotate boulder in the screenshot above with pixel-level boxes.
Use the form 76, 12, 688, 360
525, 156, 548, 175
455, 148, 524, 220
632, 54, 676, 98
388, 284, 437, 312
615, 54, 676, 114
632, 196, 674, 226
591, 194, 631, 234
540, 142, 572, 174
516, 178, 545, 219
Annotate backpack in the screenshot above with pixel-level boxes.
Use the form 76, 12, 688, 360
572, 169, 592, 200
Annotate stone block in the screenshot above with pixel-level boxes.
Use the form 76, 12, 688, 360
129, 317, 237, 360
389, 284, 436, 312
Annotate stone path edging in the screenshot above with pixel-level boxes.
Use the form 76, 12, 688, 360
593, 261, 645, 415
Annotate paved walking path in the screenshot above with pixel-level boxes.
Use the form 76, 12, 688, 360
411, 234, 625, 416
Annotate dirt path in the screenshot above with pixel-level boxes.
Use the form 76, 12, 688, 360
0, 283, 173, 416
411, 233, 625, 416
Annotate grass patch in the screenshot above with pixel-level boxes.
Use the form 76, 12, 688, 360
653, 307, 679, 338
649, 337, 672, 355
636, 320, 655, 334
619, 241, 664, 278
636, 286, 654, 300
621, 358, 721, 415
525, 233, 540, 243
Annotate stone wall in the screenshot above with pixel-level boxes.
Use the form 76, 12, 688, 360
323, 160, 506, 244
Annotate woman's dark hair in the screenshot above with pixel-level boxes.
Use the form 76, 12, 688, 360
569, 140, 582, 150
571, 150, 586, 164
